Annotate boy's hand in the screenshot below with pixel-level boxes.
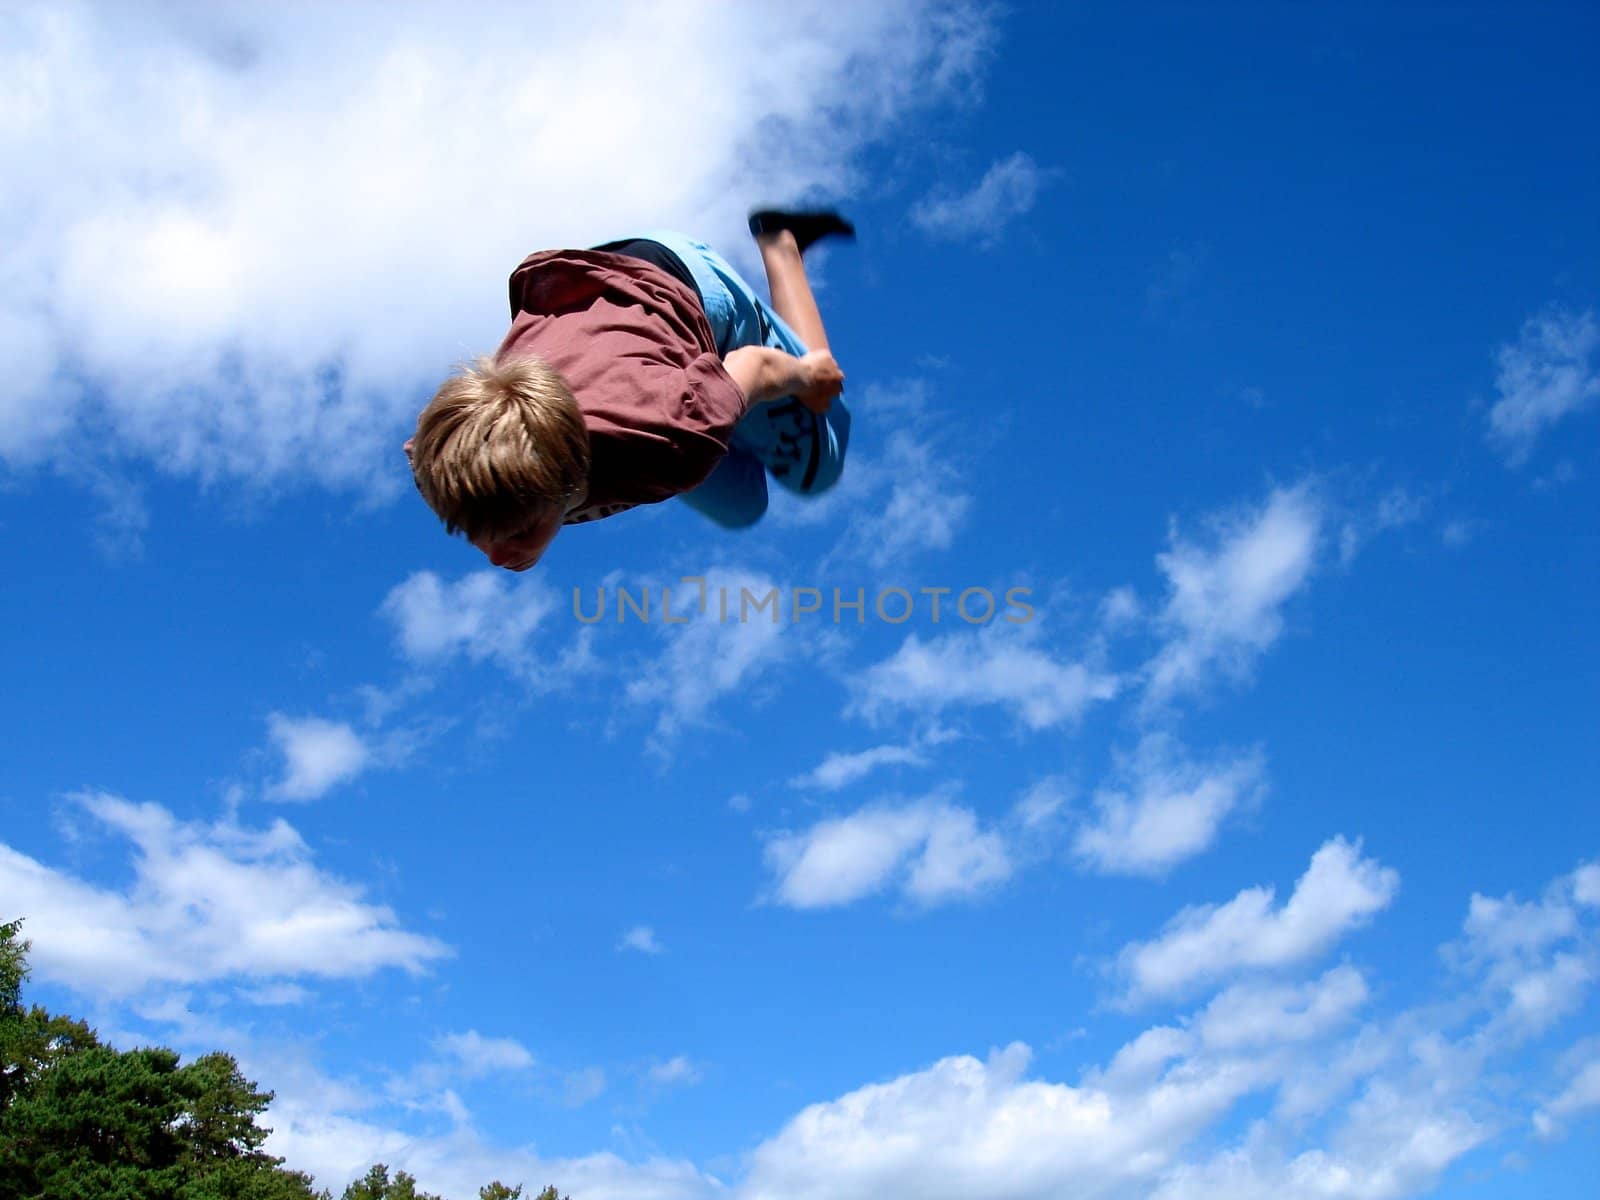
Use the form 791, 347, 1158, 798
796, 349, 844, 414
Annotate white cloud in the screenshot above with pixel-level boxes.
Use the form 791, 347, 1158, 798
1440, 517, 1479, 548
380, 569, 559, 676
1486, 307, 1600, 465
829, 430, 974, 567
852, 624, 1120, 732
1535, 1044, 1600, 1137
1073, 736, 1264, 876
741, 1042, 1259, 1200
764, 798, 1011, 909
65, 460, 151, 561
1336, 486, 1428, 567
1575, 863, 1600, 907
563, 1066, 608, 1108
1116, 838, 1398, 1004
791, 743, 929, 791
0, 792, 449, 995
648, 1055, 704, 1087
237, 982, 312, 1007
82, 852, 1599, 1200
1148, 1096, 1487, 1200
1503, 953, 1593, 1032
436, 1030, 535, 1077
1096, 1024, 1194, 1091
738, 859, 1600, 1200
777, 417, 976, 566
1099, 586, 1141, 630
911, 152, 1049, 246
626, 569, 797, 745
1461, 891, 1577, 962
619, 925, 665, 955
1452, 862, 1600, 1037
267, 713, 370, 801
1192, 966, 1369, 1051
1010, 777, 1071, 833
263, 1087, 718, 1200
744, 1028, 1492, 1200
1144, 485, 1322, 706
0, 1, 990, 499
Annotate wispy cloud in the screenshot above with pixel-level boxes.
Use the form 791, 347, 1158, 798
1145, 244, 1209, 325
1535, 1043, 1600, 1138
434, 1030, 536, 1077
764, 797, 1011, 909
647, 1055, 704, 1087
0, 792, 449, 996
626, 569, 797, 746
1115, 837, 1398, 1004
1336, 485, 1428, 567
236, 982, 312, 1007
380, 569, 559, 678
1190, 965, 1370, 1051
834, 431, 974, 567
618, 925, 665, 955
791, 742, 933, 792
1451, 861, 1600, 1038
911, 152, 1050, 246
1486, 307, 1600, 465
267, 714, 371, 801
742, 857, 1599, 1200
562, 1066, 607, 1108
1144, 485, 1322, 707
852, 623, 1120, 732
777, 412, 976, 569
1073, 735, 1265, 876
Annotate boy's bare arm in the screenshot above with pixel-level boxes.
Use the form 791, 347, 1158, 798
723, 346, 843, 414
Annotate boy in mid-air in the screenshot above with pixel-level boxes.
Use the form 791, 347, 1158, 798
406, 212, 855, 571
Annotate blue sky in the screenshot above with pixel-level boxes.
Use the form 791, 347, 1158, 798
2, 2, 1598, 1197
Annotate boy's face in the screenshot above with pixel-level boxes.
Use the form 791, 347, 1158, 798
472, 505, 563, 572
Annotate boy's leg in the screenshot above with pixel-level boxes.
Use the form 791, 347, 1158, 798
634, 229, 851, 497
736, 231, 851, 495
752, 229, 829, 351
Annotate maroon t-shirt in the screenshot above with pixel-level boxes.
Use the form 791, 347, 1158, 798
495, 249, 749, 525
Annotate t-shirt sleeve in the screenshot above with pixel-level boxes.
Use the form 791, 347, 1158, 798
582, 352, 750, 507
642, 352, 750, 492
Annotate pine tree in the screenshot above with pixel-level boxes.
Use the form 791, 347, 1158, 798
2, 923, 569, 1200
340, 1163, 444, 1200
0, 922, 323, 1200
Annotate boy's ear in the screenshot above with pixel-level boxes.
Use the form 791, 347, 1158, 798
403, 437, 415, 463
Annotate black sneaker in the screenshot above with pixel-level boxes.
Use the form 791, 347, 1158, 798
747, 209, 856, 252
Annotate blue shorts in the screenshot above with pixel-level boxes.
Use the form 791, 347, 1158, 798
633, 229, 851, 528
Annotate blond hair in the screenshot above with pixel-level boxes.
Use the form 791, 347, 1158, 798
410, 355, 590, 542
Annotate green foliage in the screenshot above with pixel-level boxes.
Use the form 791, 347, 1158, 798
477, 1182, 569, 1199
0, 925, 569, 1200
1, 1043, 189, 1198
340, 1163, 444, 1200
1, 921, 24, 1012
0, 925, 323, 1200
1, 920, 100, 1116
